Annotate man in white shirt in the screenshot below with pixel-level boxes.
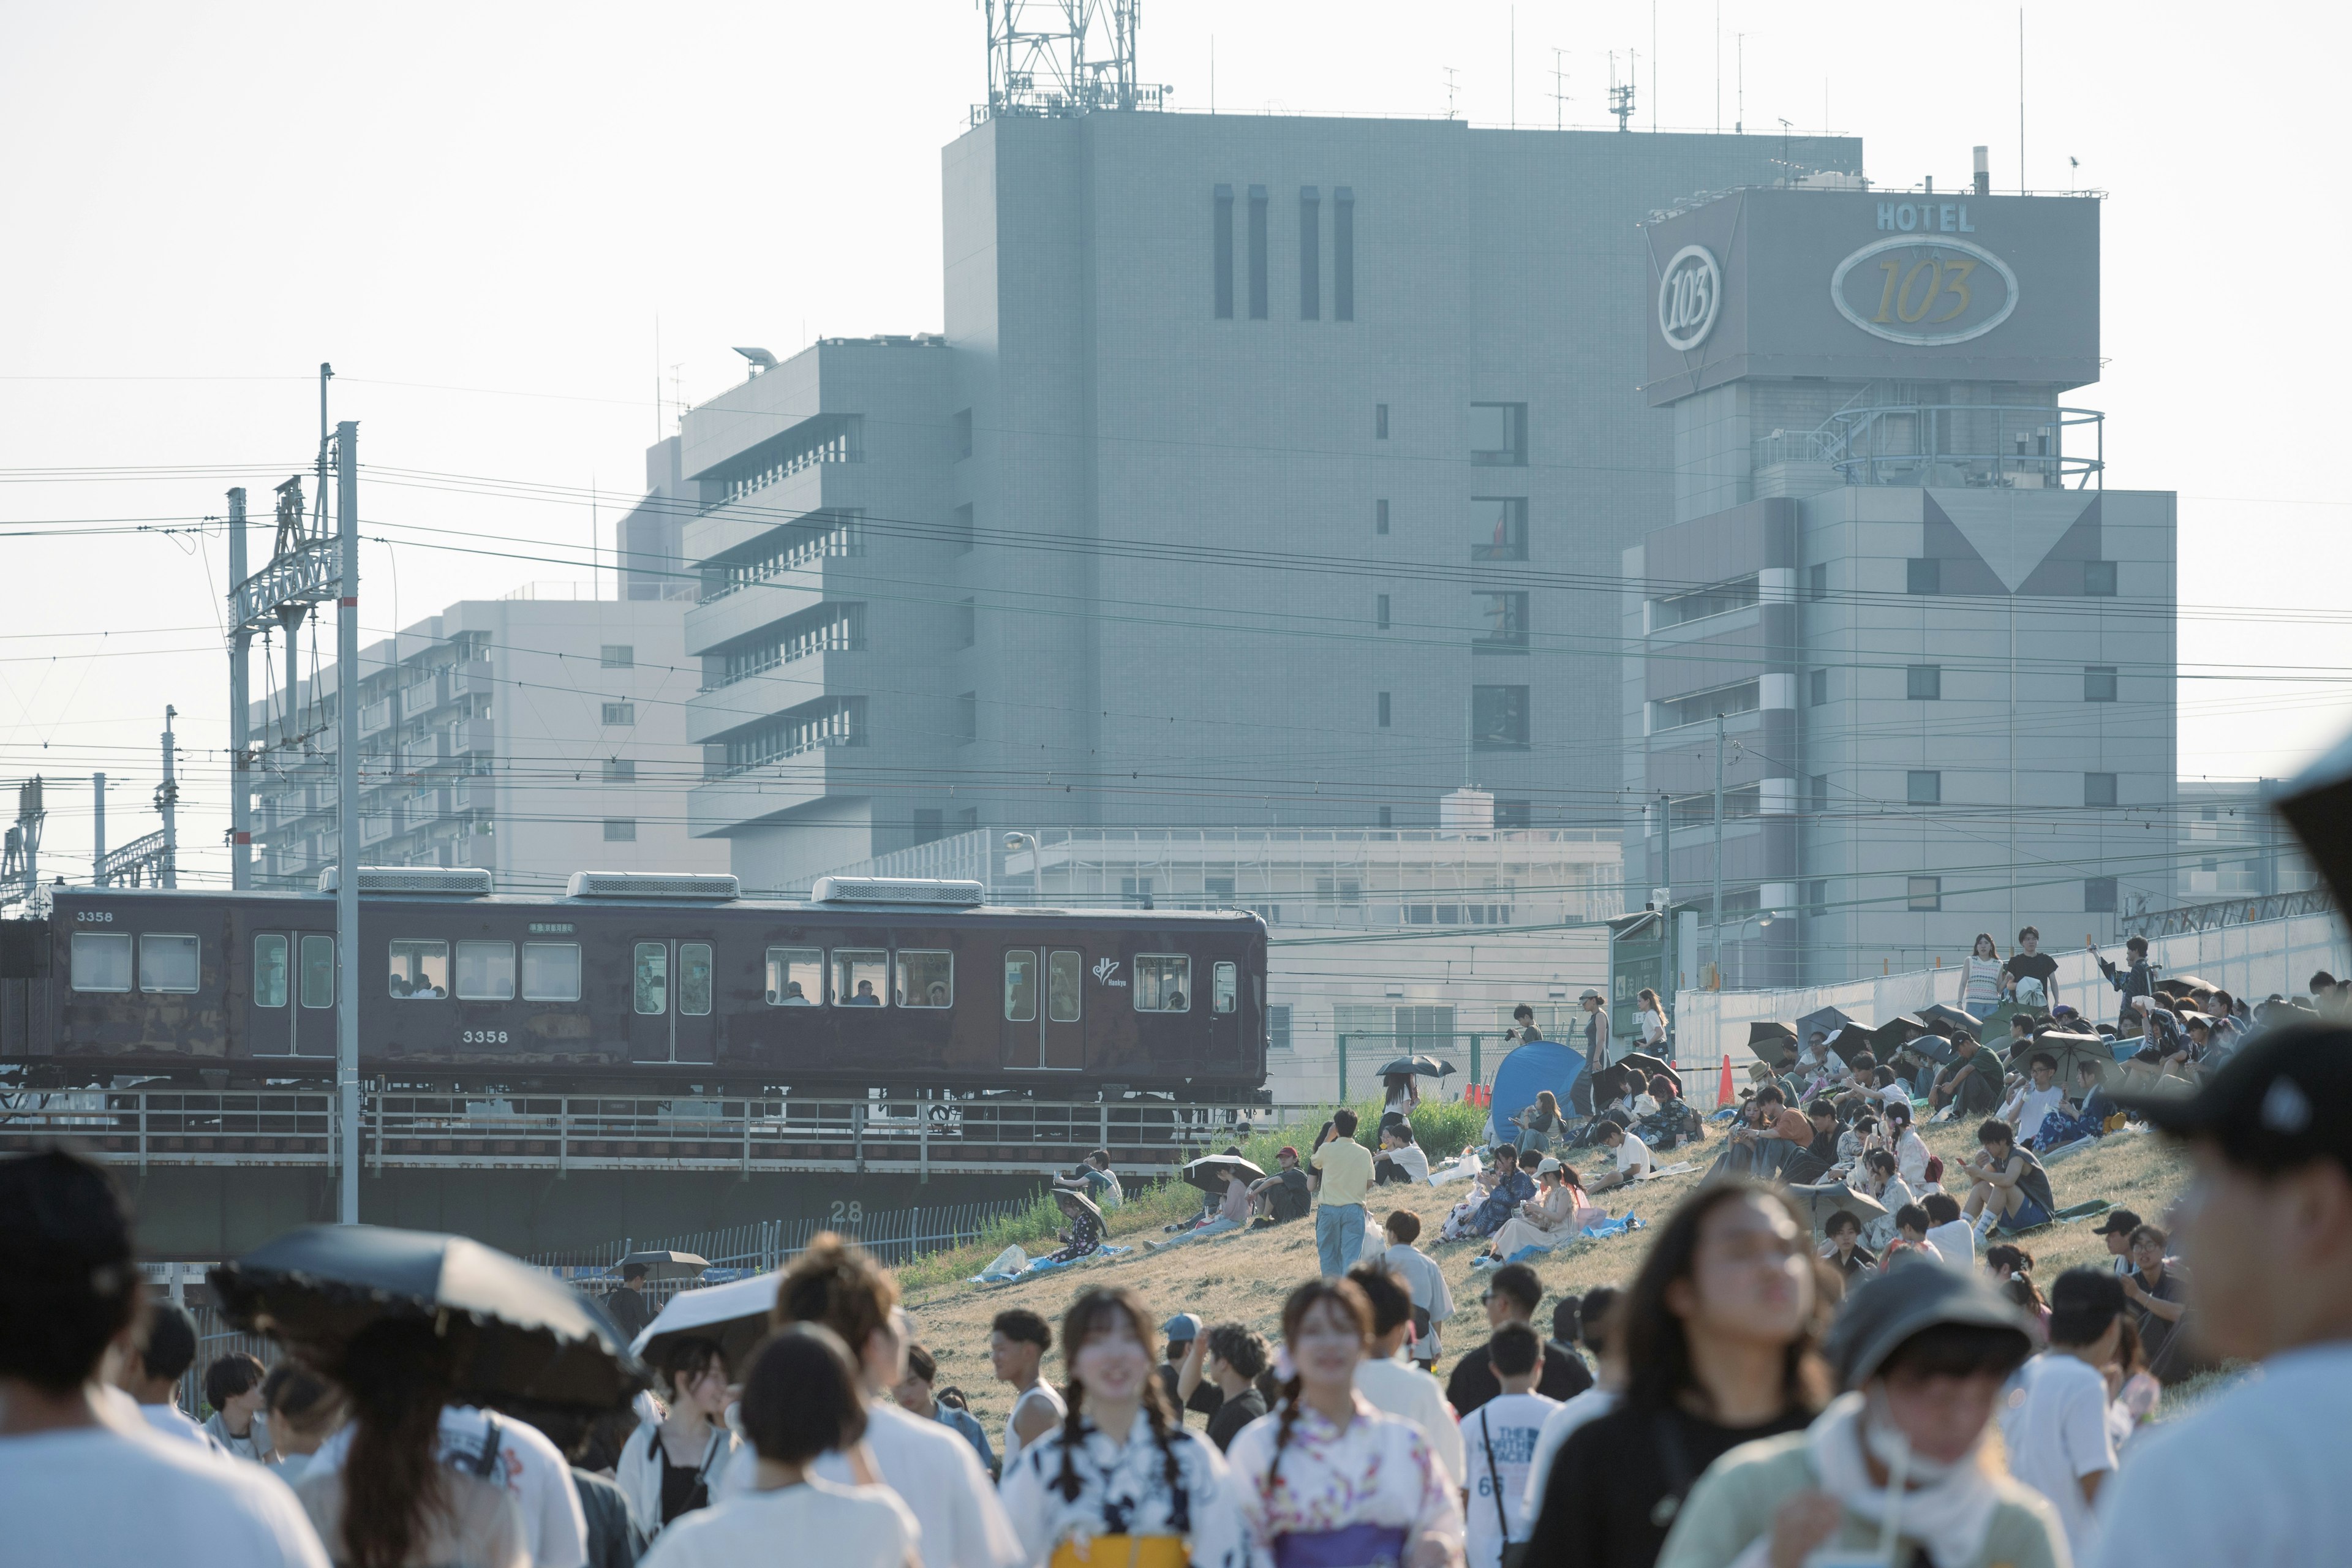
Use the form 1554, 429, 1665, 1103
109, 1302, 231, 1455
1460, 1323, 1558, 1568
1920, 1191, 1978, 1274
2092, 1023, 2352, 1567
1347, 1264, 1465, 1487
2001, 1270, 2122, 1562
0, 1149, 330, 1568
1583, 1120, 1651, 1195
2000, 1050, 2068, 1144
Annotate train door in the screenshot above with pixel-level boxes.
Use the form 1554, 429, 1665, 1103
1205, 957, 1241, 1064
627, 941, 671, 1063
1001, 946, 1085, 1071
626, 939, 716, 1065
255, 933, 338, 1058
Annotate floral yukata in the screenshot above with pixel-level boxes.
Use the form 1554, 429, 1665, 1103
999, 1414, 1250, 1568
1225, 1394, 1464, 1568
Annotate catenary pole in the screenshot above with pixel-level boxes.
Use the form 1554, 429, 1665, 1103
91, 774, 105, 884
228, 488, 251, 889
159, 708, 178, 888
335, 421, 361, 1225
1710, 712, 1725, 987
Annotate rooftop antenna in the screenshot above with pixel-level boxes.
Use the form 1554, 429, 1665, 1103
2068, 154, 2079, 194
1509, 7, 1515, 128
2018, 8, 2027, 192
1736, 33, 1744, 132
1610, 52, 1637, 132
1442, 64, 1459, 119
982, 0, 1156, 120
1651, 1, 1657, 131
1549, 47, 1568, 130
1713, 0, 1720, 134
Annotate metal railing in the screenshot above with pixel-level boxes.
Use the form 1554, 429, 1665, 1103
2120, 888, 2334, 940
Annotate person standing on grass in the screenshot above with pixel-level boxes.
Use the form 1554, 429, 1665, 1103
1999, 1268, 2124, 1564
2003, 925, 2062, 1012
1524, 1286, 1623, 1513
1311, 1109, 1375, 1280
1460, 1323, 1559, 1568
1446, 1263, 1593, 1419
1347, 1265, 1466, 1489
1175, 1322, 1271, 1453
989, 1309, 1065, 1476
892, 1344, 995, 1480
1962, 932, 2007, 1021
1379, 1210, 1456, 1369
2090, 1022, 2352, 1564
1522, 1182, 1827, 1568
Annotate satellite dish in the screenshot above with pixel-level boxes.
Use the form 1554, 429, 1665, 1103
733, 346, 778, 373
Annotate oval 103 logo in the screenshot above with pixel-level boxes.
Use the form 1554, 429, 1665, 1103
1830, 236, 2018, 346
1656, 244, 1722, 352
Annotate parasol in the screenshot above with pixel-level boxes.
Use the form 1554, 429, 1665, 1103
1053, 1187, 1106, 1227
2018, 1031, 2124, 1094
1614, 1050, 1683, 1093
1746, 1020, 1798, 1071
1374, 1054, 1458, 1079
1786, 1180, 1891, 1237
1917, 1003, 1980, 1033
1182, 1153, 1267, 1194
618, 1250, 711, 1284
630, 1268, 780, 1373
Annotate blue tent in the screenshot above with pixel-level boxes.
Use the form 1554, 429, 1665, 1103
1487, 1039, 1587, 1145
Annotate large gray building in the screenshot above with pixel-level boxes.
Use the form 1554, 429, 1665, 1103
651, 110, 1860, 892
1618, 182, 2178, 985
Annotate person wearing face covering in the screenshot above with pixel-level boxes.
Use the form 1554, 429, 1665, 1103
1656, 1264, 2067, 1568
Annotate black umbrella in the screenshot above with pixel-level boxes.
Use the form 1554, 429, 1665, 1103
1614, 1050, 1684, 1094
2021, 1031, 2125, 1095
618, 1250, 711, 1284
1376, 1054, 1457, 1079
1787, 1180, 1890, 1237
1794, 1006, 1853, 1050
1182, 1153, 1267, 1194
1746, 1021, 1798, 1071
1917, 1003, 1979, 1033
211, 1224, 647, 1411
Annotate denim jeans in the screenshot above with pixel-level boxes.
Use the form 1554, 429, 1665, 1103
1315, 1202, 1366, 1280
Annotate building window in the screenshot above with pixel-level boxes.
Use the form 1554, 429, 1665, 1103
2084, 666, 2119, 703
1809, 563, 1828, 601
1652, 573, 1760, 628
2085, 772, 2118, 807
603, 818, 637, 842
1650, 679, 1760, 733
1908, 876, 1942, 911
1205, 875, 1235, 902
2085, 876, 2117, 913
2084, 559, 2117, 596
957, 806, 979, 831
1375, 403, 1389, 439
954, 408, 973, 459
1247, 185, 1268, 318
1333, 187, 1354, 320
1809, 668, 1828, 706
1375, 499, 1389, 535
1907, 770, 1942, 805
1212, 184, 1234, 318
1298, 186, 1321, 319
1377, 806, 1392, 827
1495, 798, 1532, 827
1475, 592, 1529, 652
913, 808, 943, 845
952, 502, 974, 554
1469, 402, 1528, 466
1377, 691, 1391, 728
1472, 685, 1530, 748
1269, 1002, 1292, 1049
1907, 557, 1942, 595
1804, 878, 1829, 913
957, 691, 978, 745
600, 645, 633, 669
1472, 497, 1528, 560
600, 702, 635, 726
955, 597, 976, 649
1907, 664, 1943, 700
1809, 774, 1829, 813
1375, 594, 1390, 630
602, 758, 635, 783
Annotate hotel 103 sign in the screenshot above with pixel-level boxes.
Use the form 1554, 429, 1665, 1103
1830, 232, 2019, 347
1657, 244, 1721, 352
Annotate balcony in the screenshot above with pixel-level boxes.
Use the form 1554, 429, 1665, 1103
456, 778, 495, 813
1752, 402, 2103, 491
454, 719, 496, 755
360, 699, 393, 737
452, 659, 494, 699
361, 815, 395, 846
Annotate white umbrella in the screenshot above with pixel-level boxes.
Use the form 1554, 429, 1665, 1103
631, 1267, 781, 1372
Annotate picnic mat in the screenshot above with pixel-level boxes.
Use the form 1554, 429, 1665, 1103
970, 1244, 1134, 1286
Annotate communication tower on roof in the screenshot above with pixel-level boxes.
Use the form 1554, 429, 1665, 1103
1609, 51, 1637, 132
981, 0, 1165, 121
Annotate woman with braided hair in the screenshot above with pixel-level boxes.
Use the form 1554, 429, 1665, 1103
997, 1286, 1249, 1568
1225, 1278, 1464, 1568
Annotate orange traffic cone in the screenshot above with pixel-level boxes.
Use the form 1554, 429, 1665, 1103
1716, 1054, 1735, 1110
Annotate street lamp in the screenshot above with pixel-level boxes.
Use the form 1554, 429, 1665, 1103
1722, 910, 1779, 990
1003, 831, 1041, 905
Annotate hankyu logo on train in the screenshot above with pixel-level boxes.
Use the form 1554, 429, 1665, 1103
1830, 234, 2019, 347
1656, 244, 1721, 352
1091, 957, 1125, 987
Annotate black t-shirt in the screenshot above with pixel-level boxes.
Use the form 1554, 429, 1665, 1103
1155, 1362, 1225, 1425
658, 1447, 710, 1525
1525, 1400, 1815, 1568
2005, 951, 2060, 987
1270, 1167, 1311, 1222
1804, 1125, 1841, 1166
1445, 1340, 1593, 1419
1204, 1387, 1267, 1452
603, 1286, 650, 1340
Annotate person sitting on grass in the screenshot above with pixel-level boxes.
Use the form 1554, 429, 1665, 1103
1930, 1031, 2005, 1117
1822, 1211, 1877, 1280
1486, 1158, 1586, 1261
1883, 1204, 1942, 1270
1246, 1146, 1311, 1226
1637, 1074, 1706, 1151
1469, 1146, 1537, 1238
2073, 1060, 2122, 1131
1374, 1121, 1431, 1186
1957, 1118, 2059, 1240
1584, 1118, 1652, 1196
2000, 1053, 2068, 1144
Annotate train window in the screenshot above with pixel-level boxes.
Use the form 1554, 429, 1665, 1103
765, 947, 823, 1005
255, 935, 289, 1008
680, 943, 714, 1016
1214, 960, 1238, 1013
301, 937, 335, 1008
454, 941, 516, 1001
521, 942, 581, 1002
633, 943, 668, 1015
69, 932, 133, 992
835, 949, 888, 1007
897, 950, 952, 1008
389, 940, 449, 1000
140, 934, 201, 995
1005, 951, 1038, 1022
1049, 950, 1082, 1022
1133, 954, 1191, 1012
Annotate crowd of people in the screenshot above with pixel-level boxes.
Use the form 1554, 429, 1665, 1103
7, 998, 2352, 1567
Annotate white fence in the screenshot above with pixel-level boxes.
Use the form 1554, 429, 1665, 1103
1673, 910, 2350, 1069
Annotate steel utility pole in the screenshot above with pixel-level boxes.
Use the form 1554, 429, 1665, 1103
1659, 789, 1674, 989
334, 420, 361, 1227
228, 488, 251, 889
91, 775, 105, 885
1709, 713, 1726, 988
157, 709, 178, 888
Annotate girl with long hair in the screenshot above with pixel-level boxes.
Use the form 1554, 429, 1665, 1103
292, 1318, 527, 1568
1511, 1090, 1562, 1157
1636, 988, 1669, 1050
617, 1337, 742, 1540
1485, 1158, 1588, 1261
1226, 1278, 1463, 1568
1963, 933, 2005, 1021
997, 1287, 1246, 1568
1521, 1182, 1828, 1567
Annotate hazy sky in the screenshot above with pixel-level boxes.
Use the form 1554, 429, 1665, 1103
4, 0, 2347, 886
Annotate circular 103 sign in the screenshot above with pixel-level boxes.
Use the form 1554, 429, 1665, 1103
1657, 244, 1722, 352
1830, 235, 2019, 346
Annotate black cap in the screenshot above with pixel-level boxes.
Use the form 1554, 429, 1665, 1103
2116, 1020, 2352, 1175
2090, 1209, 2141, 1237
1822, 1263, 2032, 1390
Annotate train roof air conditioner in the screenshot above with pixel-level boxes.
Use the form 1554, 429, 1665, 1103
566, 871, 742, 900
810, 876, 986, 907
317, 867, 493, 896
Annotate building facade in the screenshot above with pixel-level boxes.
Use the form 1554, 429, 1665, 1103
650, 110, 1863, 891
248, 597, 727, 894
2176, 778, 2317, 907
1618, 184, 2179, 985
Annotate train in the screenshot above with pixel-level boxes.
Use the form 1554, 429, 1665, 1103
0, 870, 1272, 1101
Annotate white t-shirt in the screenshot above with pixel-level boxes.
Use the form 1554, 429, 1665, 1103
642, 1476, 916, 1568
804, 1402, 1023, 1568
1355, 1351, 1466, 1487
2000, 1352, 2116, 1562
1924, 1218, 1978, 1273
313, 1405, 588, 1568
142, 1401, 228, 1453
1523, 1388, 1616, 1513
999, 1381, 1066, 1477
2091, 1344, 2352, 1568
1613, 1131, 1653, 1180
2007, 1083, 2068, 1142
0, 1421, 330, 1568
1382, 1141, 1432, 1184
1460, 1392, 1560, 1568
